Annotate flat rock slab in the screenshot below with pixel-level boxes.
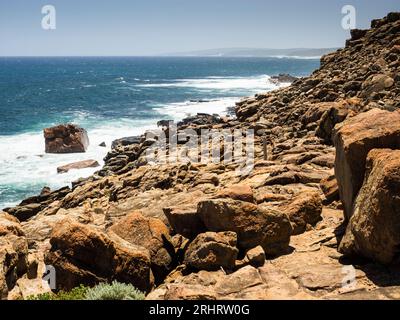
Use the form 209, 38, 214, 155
57, 159, 100, 173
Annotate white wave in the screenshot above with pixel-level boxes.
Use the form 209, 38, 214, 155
0, 119, 157, 208
0, 74, 289, 208
138, 75, 280, 92
268, 55, 322, 60
154, 97, 238, 120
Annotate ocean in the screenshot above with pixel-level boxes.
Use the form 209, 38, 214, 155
0, 56, 320, 209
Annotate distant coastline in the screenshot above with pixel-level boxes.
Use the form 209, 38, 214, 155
162, 47, 339, 58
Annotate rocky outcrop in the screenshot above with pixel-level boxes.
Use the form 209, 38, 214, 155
44, 124, 89, 153
3, 12, 400, 300
44, 219, 153, 292
57, 159, 100, 174
197, 199, 292, 255
4, 187, 70, 222
184, 232, 238, 271
0, 213, 28, 299
339, 149, 400, 264
333, 109, 400, 219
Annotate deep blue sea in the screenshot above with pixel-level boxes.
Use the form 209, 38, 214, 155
0, 56, 319, 209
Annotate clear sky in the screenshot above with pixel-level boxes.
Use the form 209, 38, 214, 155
1, 0, 399, 56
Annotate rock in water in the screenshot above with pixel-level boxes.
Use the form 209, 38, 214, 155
339, 149, 400, 264
57, 159, 100, 174
44, 218, 153, 292
333, 109, 400, 219
184, 231, 238, 271
270, 74, 298, 84
44, 124, 89, 153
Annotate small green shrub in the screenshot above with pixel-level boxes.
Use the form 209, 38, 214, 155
27, 292, 56, 300
26, 282, 144, 301
56, 284, 88, 300
85, 281, 145, 300
26, 285, 88, 301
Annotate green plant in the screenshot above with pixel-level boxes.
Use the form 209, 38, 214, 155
85, 281, 145, 300
56, 284, 88, 300
27, 292, 56, 300
26, 284, 88, 301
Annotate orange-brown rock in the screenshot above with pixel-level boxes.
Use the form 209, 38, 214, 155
184, 231, 238, 271
339, 149, 400, 264
163, 205, 205, 239
280, 192, 323, 235
109, 211, 175, 283
333, 109, 400, 219
57, 159, 99, 174
44, 218, 153, 292
216, 184, 255, 203
0, 213, 28, 299
197, 199, 292, 255
44, 124, 89, 153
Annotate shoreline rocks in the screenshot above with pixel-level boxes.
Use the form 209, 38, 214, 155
2, 11, 400, 300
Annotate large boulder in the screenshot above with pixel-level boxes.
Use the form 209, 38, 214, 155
44, 218, 153, 293
197, 199, 292, 255
0, 213, 28, 299
109, 211, 175, 284
333, 109, 400, 219
184, 231, 238, 271
339, 149, 400, 264
44, 124, 89, 153
280, 192, 323, 235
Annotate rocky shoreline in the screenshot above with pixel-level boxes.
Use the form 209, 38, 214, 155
1, 12, 400, 300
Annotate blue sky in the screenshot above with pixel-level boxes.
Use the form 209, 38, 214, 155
0, 0, 399, 56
